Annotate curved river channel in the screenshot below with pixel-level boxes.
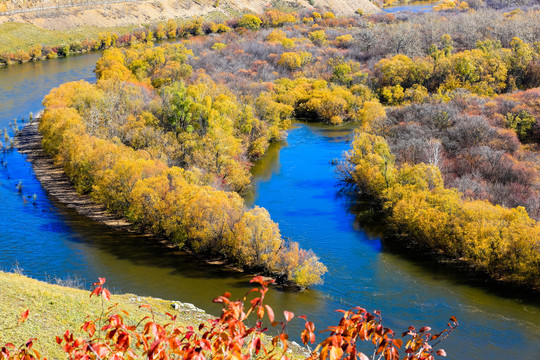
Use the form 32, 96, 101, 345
0, 24, 539, 360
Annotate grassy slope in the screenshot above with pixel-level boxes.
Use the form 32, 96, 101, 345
0, 22, 136, 53
0, 272, 309, 359
0, 0, 380, 54
0, 271, 209, 359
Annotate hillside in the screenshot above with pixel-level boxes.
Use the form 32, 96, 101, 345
0, 271, 310, 359
0, 0, 379, 30
0, 271, 210, 359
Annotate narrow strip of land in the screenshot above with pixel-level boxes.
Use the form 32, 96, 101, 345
14, 120, 267, 276
15, 120, 133, 231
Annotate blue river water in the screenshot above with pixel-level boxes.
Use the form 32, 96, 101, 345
383, 2, 437, 13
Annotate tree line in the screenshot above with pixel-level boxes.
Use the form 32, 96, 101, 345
39, 41, 327, 289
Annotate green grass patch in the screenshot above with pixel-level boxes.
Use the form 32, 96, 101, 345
0, 271, 207, 358
0, 271, 309, 359
0, 22, 136, 53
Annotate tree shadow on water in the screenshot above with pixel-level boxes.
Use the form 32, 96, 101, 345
337, 187, 540, 307
46, 197, 316, 299
48, 199, 251, 282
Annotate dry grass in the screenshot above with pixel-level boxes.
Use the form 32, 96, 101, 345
0, 22, 136, 53
0, 271, 209, 359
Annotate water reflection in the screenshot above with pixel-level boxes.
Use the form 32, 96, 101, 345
383, 1, 437, 13
250, 141, 284, 184
0, 52, 101, 128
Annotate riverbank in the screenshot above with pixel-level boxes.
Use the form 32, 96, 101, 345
14, 120, 297, 288
0, 270, 210, 359
341, 129, 540, 292
0, 0, 379, 62
15, 120, 134, 231
0, 271, 310, 359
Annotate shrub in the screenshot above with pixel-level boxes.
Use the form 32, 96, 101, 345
46, 50, 58, 59
28, 45, 42, 61
0, 52, 11, 65
211, 42, 227, 51
380, 85, 405, 105
13, 49, 30, 63
335, 34, 354, 48
262, 10, 297, 27
214, 23, 231, 33
341, 104, 540, 288
281, 38, 295, 48
69, 42, 82, 53
266, 29, 287, 42
434, 0, 470, 11
39, 42, 326, 287
238, 14, 263, 30
308, 30, 326, 46
506, 110, 535, 142
322, 11, 335, 19
277, 51, 311, 70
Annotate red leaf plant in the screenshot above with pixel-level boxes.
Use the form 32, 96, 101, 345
1, 277, 458, 360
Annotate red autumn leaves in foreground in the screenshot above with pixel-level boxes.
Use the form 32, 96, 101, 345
1, 277, 458, 360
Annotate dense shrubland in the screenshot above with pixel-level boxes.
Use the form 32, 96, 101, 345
39, 41, 326, 289
484, 0, 540, 10
375, 91, 540, 219
181, 10, 540, 101
149, 7, 540, 288
37, 6, 540, 289
305, 9, 540, 288
340, 119, 540, 287
2, 5, 540, 68
338, 88, 540, 287
0, 11, 277, 64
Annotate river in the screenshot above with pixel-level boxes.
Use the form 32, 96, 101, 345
383, 1, 437, 13
0, 26, 539, 360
